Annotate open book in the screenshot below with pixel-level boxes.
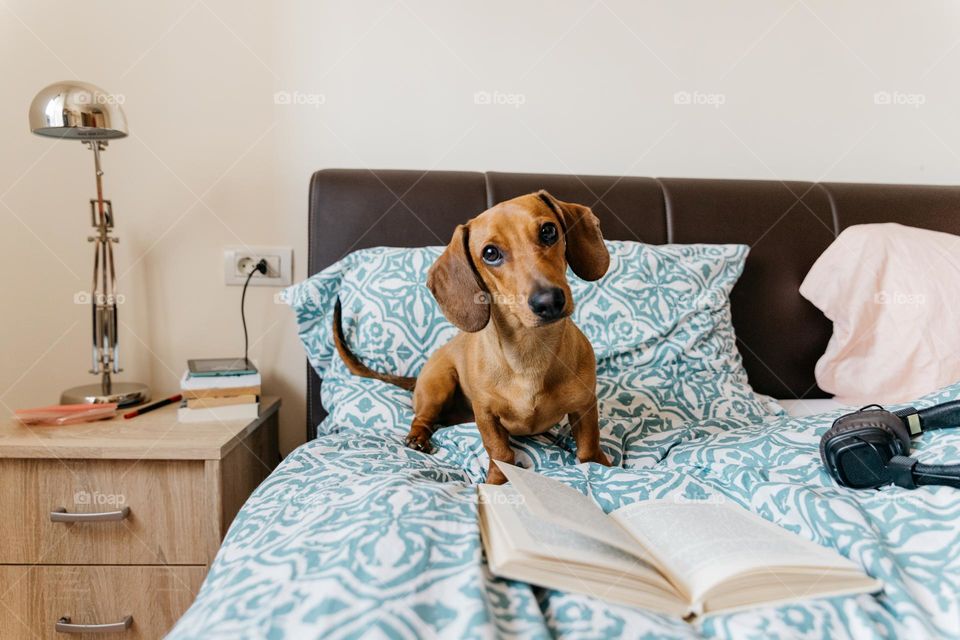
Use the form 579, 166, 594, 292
478, 463, 881, 619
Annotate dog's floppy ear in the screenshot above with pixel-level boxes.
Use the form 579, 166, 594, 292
427, 224, 490, 332
538, 190, 610, 281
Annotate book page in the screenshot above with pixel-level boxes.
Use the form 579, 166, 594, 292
480, 485, 675, 595
495, 462, 652, 561
611, 500, 857, 602
482, 485, 640, 568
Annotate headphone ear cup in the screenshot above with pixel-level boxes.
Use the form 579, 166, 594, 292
819, 409, 912, 469
819, 419, 850, 468
884, 417, 912, 453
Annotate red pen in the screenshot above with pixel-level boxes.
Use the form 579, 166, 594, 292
123, 394, 182, 419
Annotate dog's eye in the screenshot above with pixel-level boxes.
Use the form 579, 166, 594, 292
481, 245, 503, 265
539, 222, 559, 246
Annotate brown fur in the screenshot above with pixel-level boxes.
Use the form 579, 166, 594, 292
333, 191, 612, 484
333, 299, 417, 391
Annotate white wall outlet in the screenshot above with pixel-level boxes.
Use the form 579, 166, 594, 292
223, 246, 293, 286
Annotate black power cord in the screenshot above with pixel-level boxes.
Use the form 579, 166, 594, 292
241, 259, 268, 368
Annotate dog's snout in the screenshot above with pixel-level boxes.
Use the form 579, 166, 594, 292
528, 287, 566, 320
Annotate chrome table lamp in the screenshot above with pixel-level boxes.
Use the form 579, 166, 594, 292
29, 81, 150, 407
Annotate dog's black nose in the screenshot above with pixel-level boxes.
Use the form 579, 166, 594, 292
529, 287, 566, 320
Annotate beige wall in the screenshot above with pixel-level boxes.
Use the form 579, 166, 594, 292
2, 1, 959, 454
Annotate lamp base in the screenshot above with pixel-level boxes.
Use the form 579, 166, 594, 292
61, 382, 150, 409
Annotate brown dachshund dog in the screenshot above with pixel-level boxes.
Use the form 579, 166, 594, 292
333, 191, 612, 484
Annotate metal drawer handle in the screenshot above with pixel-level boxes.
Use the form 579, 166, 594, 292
50, 506, 130, 523
56, 615, 132, 633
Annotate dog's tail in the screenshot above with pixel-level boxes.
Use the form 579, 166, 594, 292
332, 299, 417, 391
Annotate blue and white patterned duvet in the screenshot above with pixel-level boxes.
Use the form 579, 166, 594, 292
169, 243, 960, 638
168, 380, 960, 639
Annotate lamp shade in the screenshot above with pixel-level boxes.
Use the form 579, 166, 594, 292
29, 81, 127, 140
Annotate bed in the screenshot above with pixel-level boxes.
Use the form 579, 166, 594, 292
168, 171, 960, 639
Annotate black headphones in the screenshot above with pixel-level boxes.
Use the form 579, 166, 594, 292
820, 400, 960, 490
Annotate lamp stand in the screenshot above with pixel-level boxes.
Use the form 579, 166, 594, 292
60, 141, 149, 408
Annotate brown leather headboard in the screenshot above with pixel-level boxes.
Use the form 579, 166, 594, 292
306, 169, 960, 439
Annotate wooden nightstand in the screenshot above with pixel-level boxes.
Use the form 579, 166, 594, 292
0, 397, 280, 639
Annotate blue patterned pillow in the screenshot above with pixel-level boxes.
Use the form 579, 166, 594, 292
283, 241, 780, 434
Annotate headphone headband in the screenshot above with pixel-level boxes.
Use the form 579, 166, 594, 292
820, 400, 960, 490
895, 401, 960, 434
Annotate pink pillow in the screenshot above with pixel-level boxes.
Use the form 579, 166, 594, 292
800, 223, 960, 404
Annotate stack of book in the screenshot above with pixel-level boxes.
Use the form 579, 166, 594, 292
178, 368, 260, 423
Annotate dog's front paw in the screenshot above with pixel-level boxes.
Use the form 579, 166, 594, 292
485, 462, 509, 485
404, 426, 434, 453
578, 450, 612, 467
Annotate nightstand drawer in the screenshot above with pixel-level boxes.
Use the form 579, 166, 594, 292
0, 565, 205, 639
0, 459, 217, 565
